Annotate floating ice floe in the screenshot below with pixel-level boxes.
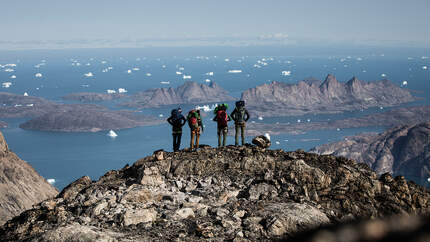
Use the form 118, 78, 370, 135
286, 60, 292, 64
336, 128, 341, 131
146, 73, 152, 77
86, 63, 91, 66
362, 70, 367, 73
4, 68, 14, 72
108, 67, 113, 70
275, 141, 280, 145
281, 71, 291, 76
10, 75, 16, 79
307, 119, 311, 122
381, 74, 387, 78
178, 67, 185, 71
81, 84, 90, 88
24, 92, 28, 96
5, 63, 16, 67
107, 130, 118, 138
26, 104, 33, 107
183, 75, 192, 79
258, 116, 263, 121
427, 177, 430, 182
423, 66, 428, 70
162, 65, 166, 68
102, 69, 108, 73
14, 104, 22, 107
160, 81, 170, 85
101, 61, 107, 64
196, 104, 216, 112
118, 88, 127, 93
402, 81, 408, 86
224, 58, 230, 62
380, 107, 384, 110
356, 57, 363, 61
107, 89, 116, 94
47, 179, 56, 185
407, 57, 414, 60
422, 56, 429, 60
206, 72, 214, 76
254, 64, 261, 68
297, 119, 301, 123
264, 133, 271, 141
159, 114, 164, 117
127, 70, 132, 74
176, 71, 182, 75
132, 67, 140, 71
84, 72, 93, 77
2, 82, 12, 88
228, 70, 242, 73
204, 79, 211, 83
35, 73, 43, 78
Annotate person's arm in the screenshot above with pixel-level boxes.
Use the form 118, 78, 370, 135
227, 114, 232, 121
167, 117, 173, 125
180, 116, 186, 127
212, 116, 217, 122
244, 109, 250, 122
230, 109, 237, 121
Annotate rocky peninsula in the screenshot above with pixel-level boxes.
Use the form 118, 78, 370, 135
0, 92, 162, 132
241, 75, 415, 117
120, 81, 236, 108
0, 131, 58, 225
63, 92, 127, 102
310, 121, 430, 188
1, 145, 429, 241
244, 105, 430, 136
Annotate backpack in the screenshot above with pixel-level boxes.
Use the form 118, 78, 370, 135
188, 110, 199, 129
216, 110, 228, 127
170, 109, 183, 127
234, 107, 246, 123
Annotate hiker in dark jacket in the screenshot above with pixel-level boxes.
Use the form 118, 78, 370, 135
187, 109, 203, 150
213, 103, 231, 147
230, 100, 250, 146
167, 108, 186, 152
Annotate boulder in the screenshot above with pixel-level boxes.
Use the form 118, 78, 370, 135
252, 135, 271, 148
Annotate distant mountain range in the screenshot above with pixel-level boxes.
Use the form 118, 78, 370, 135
0, 131, 57, 225
311, 121, 430, 187
241, 74, 415, 117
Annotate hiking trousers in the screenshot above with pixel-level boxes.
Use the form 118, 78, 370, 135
217, 126, 228, 147
172, 133, 182, 152
235, 123, 246, 145
190, 127, 200, 150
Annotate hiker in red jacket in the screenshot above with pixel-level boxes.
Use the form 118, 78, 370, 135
213, 103, 231, 147
187, 109, 203, 150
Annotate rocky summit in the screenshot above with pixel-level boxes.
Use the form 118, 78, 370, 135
1, 145, 429, 241
0, 131, 58, 226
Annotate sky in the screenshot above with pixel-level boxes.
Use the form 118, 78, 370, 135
1, 0, 430, 49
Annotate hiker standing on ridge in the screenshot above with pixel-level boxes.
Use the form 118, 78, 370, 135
231, 100, 250, 146
187, 109, 202, 151
167, 108, 186, 152
213, 103, 231, 147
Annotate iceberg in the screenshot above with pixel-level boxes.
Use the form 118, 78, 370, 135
205, 72, 214, 76
159, 114, 164, 117
264, 133, 271, 141
183, 75, 192, 79
86, 63, 91, 66
381, 74, 387, 78
196, 104, 216, 112
258, 116, 263, 120
24, 92, 29, 96
2, 82, 12, 88
35, 73, 43, 77
228, 70, 242, 73
118, 88, 127, 93
224, 58, 230, 62
178, 67, 184, 71
4, 68, 14, 72
5, 63, 17, 67
26, 104, 34, 107
127, 70, 132, 74
402, 81, 408, 86
281, 71, 291, 76
107, 130, 118, 138
275, 141, 280, 145
204, 79, 211, 83
176, 71, 182, 75
146, 73, 152, 76
160, 81, 170, 85
84, 72, 93, 77
47, 179, 56, 185
423, 66, 428, 70
132, 67, 140, 71
101, 61, 107, 64
107, 89, 116, 94
10, 75, 16, 79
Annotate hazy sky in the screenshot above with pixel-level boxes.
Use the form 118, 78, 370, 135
2, 0, 430, 48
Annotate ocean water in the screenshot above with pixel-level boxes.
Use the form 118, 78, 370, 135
1, 46, 429, 189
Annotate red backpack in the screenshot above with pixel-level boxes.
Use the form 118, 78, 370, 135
216, 110, 228, 127
188, 110, 199, 129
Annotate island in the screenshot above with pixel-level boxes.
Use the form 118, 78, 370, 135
63, 92, 127, 102
241, 74, 416, 117
119, 81, 236, 108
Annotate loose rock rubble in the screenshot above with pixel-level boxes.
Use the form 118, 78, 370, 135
1, 145, 429, 241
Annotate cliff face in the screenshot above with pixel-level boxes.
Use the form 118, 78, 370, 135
120, 81, 236, 108
1, 146, 429, 241
0, 131, 58, 225
241, 75, 415, 117
311, 121, 430, 187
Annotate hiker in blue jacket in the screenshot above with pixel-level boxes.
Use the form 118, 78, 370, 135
167, 108, 186, 151
230, 101, 250, 146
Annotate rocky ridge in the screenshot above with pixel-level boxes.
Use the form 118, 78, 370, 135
0, 131, 58, 225
241, 75, 415, 117
120, 81, 236, 108
63, 92, 127, 102
1, 145, 429, 241
311, 121, 430, 188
